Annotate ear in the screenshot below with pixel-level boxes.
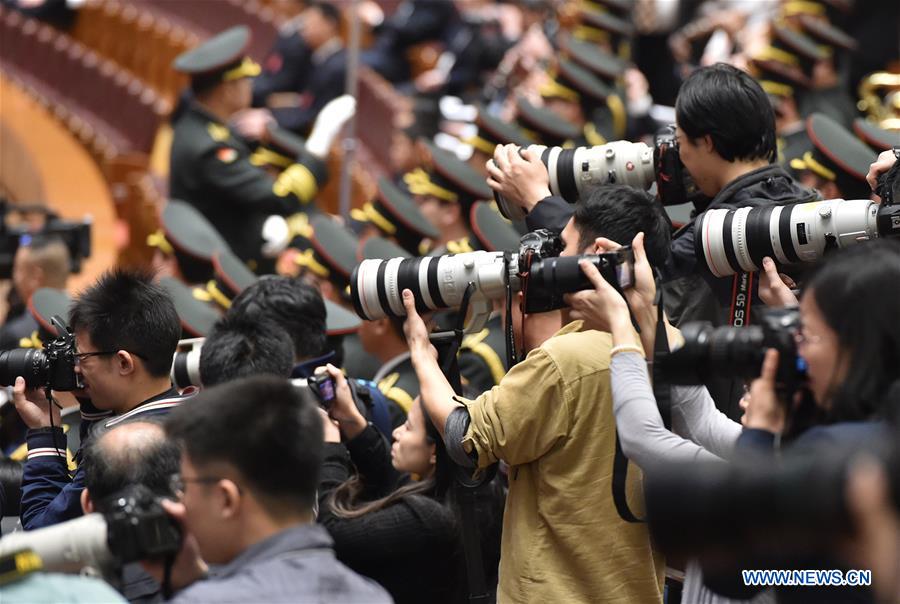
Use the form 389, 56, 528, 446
81, 488, 94, 514
441, 203, 462, 227
820, 181, 841, 200
116, 350, 137, 376
592, 237, 619, 254
701, 134, 715, 154
219, 479, 242, 520
373, 317, 390, 336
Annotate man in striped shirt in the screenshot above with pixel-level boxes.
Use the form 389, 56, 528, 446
14, 269, 190, 530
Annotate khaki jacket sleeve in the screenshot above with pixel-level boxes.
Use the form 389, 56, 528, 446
458, 347, 571, 468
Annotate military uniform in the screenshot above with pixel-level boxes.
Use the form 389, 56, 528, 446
540, 58, 621, 146
169, 27, 327, 268
252, 15, 312, 109
458, 313, 508, 396
272, 39, 347, 136
373, 353, 419, 414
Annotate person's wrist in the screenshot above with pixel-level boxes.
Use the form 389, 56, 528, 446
523, 187, 552, 211
337, 410, 367, 439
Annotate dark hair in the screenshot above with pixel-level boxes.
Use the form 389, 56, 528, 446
19, 233, 71, 289
81, 418, 181, 510
328, 400, 453, 518
309, 0, 341, 27
228, 276, 328, 362
165, 375, 323, 512
200, 315, 294, 386
573, 184, 672, 268
675, 63, 777, 163
69, 269, 181, 377
803, 240, 900, 424
0, 459, 23, 517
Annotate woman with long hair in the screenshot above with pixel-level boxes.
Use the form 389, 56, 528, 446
314, 364, 504, 604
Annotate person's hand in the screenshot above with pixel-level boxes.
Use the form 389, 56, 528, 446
401, 290, 437, 361
866, 149, 897, 197
317, 407, 342, 443
564, 258, 630, 333
230, 108, 274, 141
307, 95, 356, 159
486, 144, 551, 214
743, 349, 786, 433
621, 232, 657, 327
758, 257, 798, 308
316, 364, 366, 439
13, 377, 60, 429
140, 499, 207, 592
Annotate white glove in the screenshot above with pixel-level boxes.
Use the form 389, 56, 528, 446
305, 95, 357, 160
261, 215, 290, 258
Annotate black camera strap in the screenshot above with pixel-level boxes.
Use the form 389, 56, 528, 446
612, 277, 670, 524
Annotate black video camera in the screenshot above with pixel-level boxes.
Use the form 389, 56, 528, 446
307, 372, 337, 411
658, 307, 808, 394
0, 200, 92, 279
0, 315, 81, 390
103, 484, 182, 563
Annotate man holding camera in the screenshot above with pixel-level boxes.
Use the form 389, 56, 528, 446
404, 184, 671, 603
14, 269, 188, 530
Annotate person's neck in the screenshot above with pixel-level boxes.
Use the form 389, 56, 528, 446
115, 377, 174, 415
194, 97, 233, 124
237, 511, 314, 556
376, 336, 409, 365
437, 223, 470, 247
715, 158, 771, 194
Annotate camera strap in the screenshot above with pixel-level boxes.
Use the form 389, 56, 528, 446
728, 271, 754, 327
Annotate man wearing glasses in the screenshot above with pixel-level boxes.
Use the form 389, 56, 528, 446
14, 269, 188, 530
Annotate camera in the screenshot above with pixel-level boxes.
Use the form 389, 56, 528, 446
171, 338, 203, 390
0, 316, 80, 390
0, 200, 92, 279
0, 485, 181, 576
350, 230, 633, 332
307, 372, 337, 410
658, 307, 807, 392
493, 126, 706, 221
644, 427, 899, 562
696, 196, 900, 278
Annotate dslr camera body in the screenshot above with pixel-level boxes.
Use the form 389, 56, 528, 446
351, 229, 633, 332
0, 315, 80, 390
494, 126, 706, 221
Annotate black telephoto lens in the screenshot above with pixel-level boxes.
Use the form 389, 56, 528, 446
0, 348, 49, 388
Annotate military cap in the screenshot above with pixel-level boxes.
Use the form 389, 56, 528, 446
768, 23, 830, 77
24, 288, 72, 345
173, 26, 261, 85
350, 178, 438, 255
541, 59, 613, 111
515, 98, 581, 147
790, 113, 877, 198
148, 200, 231, 285
249, 123, 306, 170
780, 0, 853, 22
797, 15, 858, 52
463, 104, 532, 157
292, 215, 360, 290
323, 299, 362, 336
852, 118, 899, 152
358, 235, 412, 261
575, 7, 634, 49
403, 141, 492, 210
470, 201, 521, 253
559, 33, 627, 84
193, 249, 257, 311
749, 57, 812, 100
159, 276, 222, 338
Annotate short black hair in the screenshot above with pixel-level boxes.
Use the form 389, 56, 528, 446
675, 63, 777, 163
0, 459, 23, 517
69, 269, 181, 377
81, 418, 181, 510
165, 375, 323, 512
573, 184, 672, 268
200, 315, 294, 386
309, 1, 341, 28
227, 276, 328, 361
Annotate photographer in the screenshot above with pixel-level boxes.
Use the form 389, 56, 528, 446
404, 184, 671, 603
198, 315, 294, 386
315, 364, 504, 603
150, 376, 391, 602
79, 419, 180, 603
14, 269, 188, 530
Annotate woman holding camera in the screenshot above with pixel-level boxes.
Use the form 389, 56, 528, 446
314, 364, 504, 604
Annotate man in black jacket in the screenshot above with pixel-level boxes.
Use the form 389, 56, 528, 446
488, 63, 818, 419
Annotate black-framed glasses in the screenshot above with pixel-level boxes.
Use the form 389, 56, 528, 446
169, 473, 225, 495
73, 351, 117, 364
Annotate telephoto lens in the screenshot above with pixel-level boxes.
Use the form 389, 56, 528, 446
697, 198, 900, 277
170, 338, 203, 389
0, 348, 51, 388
